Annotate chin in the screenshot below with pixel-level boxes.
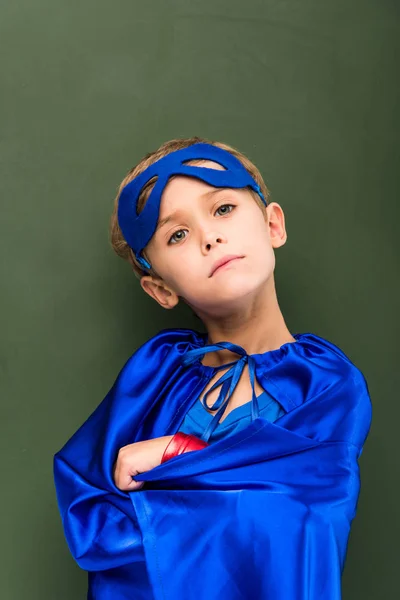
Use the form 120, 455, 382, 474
200, 283, 259, 313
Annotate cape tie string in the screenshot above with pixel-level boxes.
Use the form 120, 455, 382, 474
181, 342, 260, 442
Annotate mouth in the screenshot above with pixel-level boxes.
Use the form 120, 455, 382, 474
210, 256, 244, 277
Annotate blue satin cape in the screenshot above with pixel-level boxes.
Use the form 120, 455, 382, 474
53, 328, 372, 600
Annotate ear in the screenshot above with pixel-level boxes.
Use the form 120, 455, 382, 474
266, 202, 287, 249
140, 275, 180, 310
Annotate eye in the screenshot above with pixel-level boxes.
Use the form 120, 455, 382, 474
215, 203, 235, 216
168, 229, 188, 245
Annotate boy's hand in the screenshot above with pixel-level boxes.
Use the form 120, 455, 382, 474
113, 435, 173, 492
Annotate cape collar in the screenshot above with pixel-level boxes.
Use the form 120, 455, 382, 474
180, 336, 300, 442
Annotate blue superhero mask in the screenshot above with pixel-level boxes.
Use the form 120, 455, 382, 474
117, 142, 267, 270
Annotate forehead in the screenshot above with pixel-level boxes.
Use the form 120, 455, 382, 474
160, 160, 227, 210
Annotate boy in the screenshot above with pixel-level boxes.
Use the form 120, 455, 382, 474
54, 136, 372, 599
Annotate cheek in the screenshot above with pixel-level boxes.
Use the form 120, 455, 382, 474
237, 208, 268, 235
240, 219, 271, 253
240, 223, 275, 273
164, 254, 200, 290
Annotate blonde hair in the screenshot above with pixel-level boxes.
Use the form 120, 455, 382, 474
109, 136, 270, 280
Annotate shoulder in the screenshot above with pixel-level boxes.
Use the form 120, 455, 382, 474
300, 331, 372, 434
290, 332, 373, 447
297, 331, 368, 387
118, 327, 206, 379
296, 331, 372, 421
126, 326, 205, 360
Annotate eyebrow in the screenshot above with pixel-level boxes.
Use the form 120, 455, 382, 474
156, 188, 229, 232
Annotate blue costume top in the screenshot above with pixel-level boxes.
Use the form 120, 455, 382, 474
179, 389, 285, 442
53, 327, 372, 600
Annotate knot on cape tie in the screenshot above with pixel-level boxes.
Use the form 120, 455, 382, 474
181, 341, 260, 442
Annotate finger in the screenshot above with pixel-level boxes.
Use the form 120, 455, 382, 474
128, 478, 145, 492
114, 467, 145, 492
117, 477, 145, 492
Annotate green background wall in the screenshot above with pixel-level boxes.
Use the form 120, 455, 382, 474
1, 1, 398, 598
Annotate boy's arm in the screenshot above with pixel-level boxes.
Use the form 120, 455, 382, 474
53, 330, 178, 570
53, 329, 208, 570
54, 432, 209, 570
113, 435, 174, 491
113, 433, 210, 491
54, 451, 145, 571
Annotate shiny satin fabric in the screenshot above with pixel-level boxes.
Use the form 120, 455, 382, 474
53, 328, 372, 599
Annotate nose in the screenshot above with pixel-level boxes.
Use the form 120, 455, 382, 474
202, 230, 227, 254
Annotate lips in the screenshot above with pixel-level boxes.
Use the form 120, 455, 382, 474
210, 255, 243, 277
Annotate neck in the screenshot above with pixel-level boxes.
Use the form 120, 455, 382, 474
197, 276, 296, 367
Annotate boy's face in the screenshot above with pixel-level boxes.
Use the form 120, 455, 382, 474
140, 160, 287, 317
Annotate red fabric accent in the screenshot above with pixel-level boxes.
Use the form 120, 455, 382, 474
161, 432, 209, 464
